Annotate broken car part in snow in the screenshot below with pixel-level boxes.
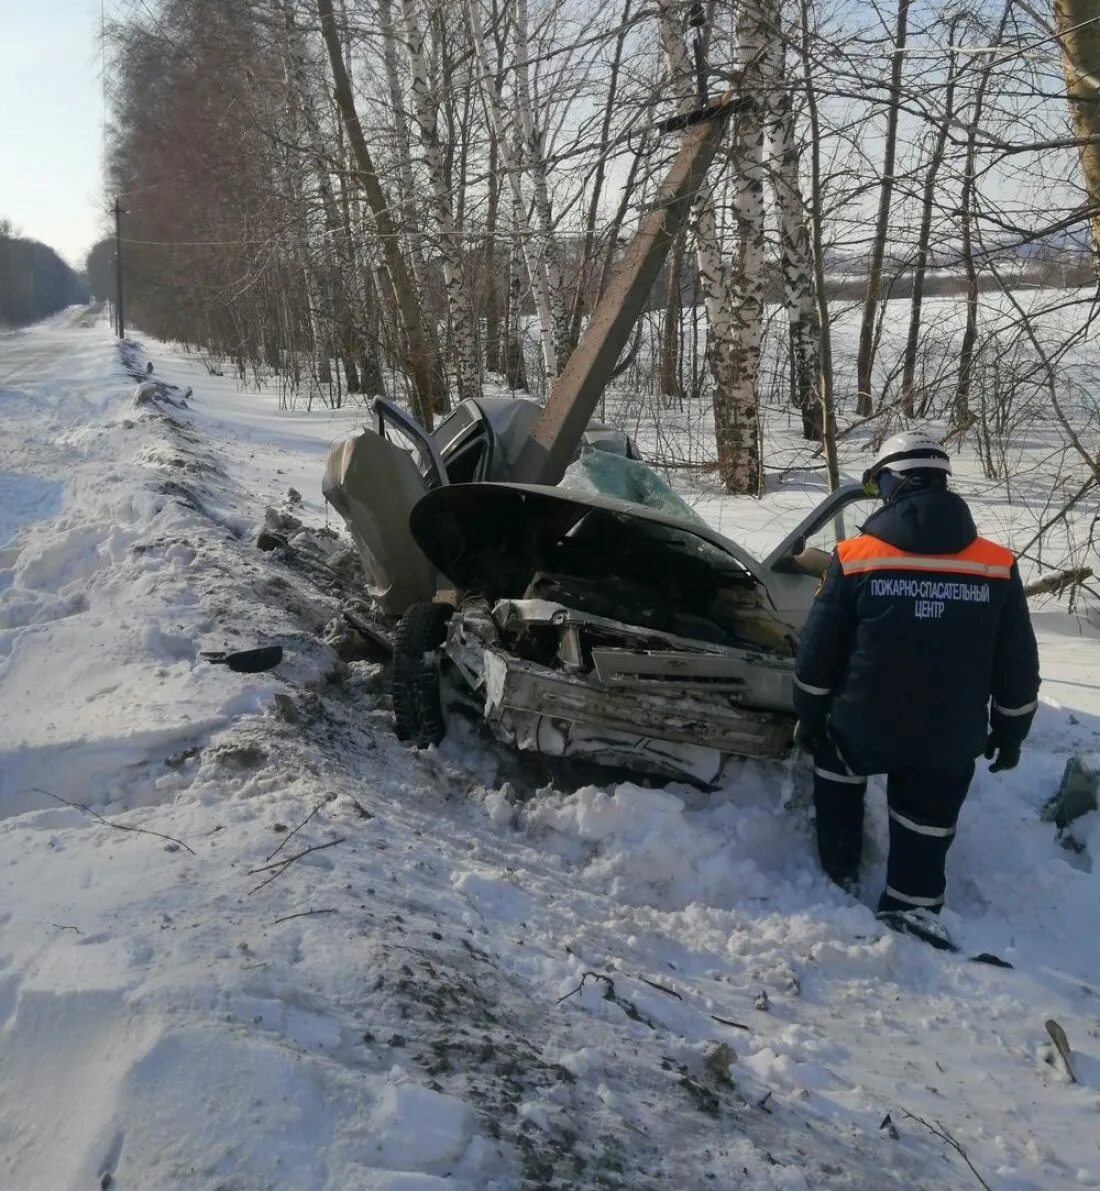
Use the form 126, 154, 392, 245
1043, 754, 1099, 830
1044, 1019, 1078, 1083
201, 645, 284, 674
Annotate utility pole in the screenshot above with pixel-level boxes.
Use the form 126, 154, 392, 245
511, 93, 741, 486
114, 197, 125, 339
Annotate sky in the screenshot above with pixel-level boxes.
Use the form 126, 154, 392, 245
0, 0, 107, 268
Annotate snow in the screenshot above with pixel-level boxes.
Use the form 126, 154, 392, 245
1, 307, 1099, 1187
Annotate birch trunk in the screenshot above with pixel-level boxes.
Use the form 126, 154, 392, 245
511, 0, 569, 366
714, 1, 765, 495
377, 0, 430, 281
761, 12, 822, 442
901, 16, 963, 417
1054, 0, 1100, 261
656, 0, 759, 494
504, 190, 529, 390
484, 128, 503, 374
274, 6, 332, 394
568, 0, 633, 351
317, 0, 443, 427
465, 0, 559, 380
376, 0, 449, 410
400, 0, 481, 399
660, 228, 685, 402
280, 1, 369, 394
956, 2, 1012, 429
797, 0, 838, 488
855, 0, 910, 416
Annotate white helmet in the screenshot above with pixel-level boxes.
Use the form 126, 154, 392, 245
864, 431, 951, 486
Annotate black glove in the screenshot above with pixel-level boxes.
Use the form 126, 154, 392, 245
795, 718, 827, 752
985, 734, 1021, 773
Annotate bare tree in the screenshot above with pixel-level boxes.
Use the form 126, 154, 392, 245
1054, 0, 1100, 259
761, 1, 822, 442
400, 0, 482, 398
856, 0, 911, 416
900, 13, 966, 418
317, 0, 446, 425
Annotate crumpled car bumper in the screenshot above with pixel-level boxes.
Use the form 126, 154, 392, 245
472, 645, 793, 784
444, 596, 795, 783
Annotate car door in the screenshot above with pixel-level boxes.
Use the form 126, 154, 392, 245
760, 483, 877, 632
322, 400, 446, 616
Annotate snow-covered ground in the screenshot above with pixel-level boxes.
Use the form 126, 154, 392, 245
2, 308, 1100, 1189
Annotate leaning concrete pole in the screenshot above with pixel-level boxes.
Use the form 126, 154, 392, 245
511, 92, 741, 486
1054, 0, 1100, 260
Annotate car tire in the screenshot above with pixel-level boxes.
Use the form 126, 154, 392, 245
391, 601, 452, 747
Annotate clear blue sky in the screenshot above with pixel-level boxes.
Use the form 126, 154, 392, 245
0, 0, 105, 268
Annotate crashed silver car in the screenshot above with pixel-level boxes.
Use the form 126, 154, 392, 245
324, 396, 872, 783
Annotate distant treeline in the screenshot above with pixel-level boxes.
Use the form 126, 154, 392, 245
0, 222, 87, 328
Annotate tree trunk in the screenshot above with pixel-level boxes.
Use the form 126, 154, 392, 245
901, 15, 964, 417
956, 2, 1012, 429
714, 1, 766, 496
317, 0, 444, 427
484, 128, 503, 374
798, 0, 838, 487
401, 0, 481, 400
660, 228, 685, 402
567, 0, 633, 351
465, 0, 560, 380
504, 200, 529, 390
855, 0, 910, 416
762, 10, 822, 441
657, 0, 760, 495
1054, 0, 1100, 261
511, 0, 569, 366
376, 0, 449, 412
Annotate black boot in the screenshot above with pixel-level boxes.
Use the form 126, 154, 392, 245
814, 788, 865, 891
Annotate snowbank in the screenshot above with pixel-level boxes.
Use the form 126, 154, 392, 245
1, 311, 1099, 1188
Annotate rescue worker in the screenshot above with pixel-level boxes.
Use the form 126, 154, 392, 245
793, 431, 1040, 914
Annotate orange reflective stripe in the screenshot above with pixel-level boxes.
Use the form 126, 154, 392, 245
836, 534, 1014, 579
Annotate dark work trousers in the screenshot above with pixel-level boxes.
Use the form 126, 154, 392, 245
812, 732, 975, 912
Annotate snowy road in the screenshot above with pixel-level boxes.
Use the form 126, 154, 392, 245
1, 314, 1100, 1189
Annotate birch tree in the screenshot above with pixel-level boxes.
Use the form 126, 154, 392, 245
656, 0, 761, 495
900, 13, 966, 418
465, 0, 564, 381
760, 4, 822, 441
718, 0, 767, 496
855, 0, 910, 416
400, 0, 482, 399
316, 0, 445, 425
1054, 0, 1100, 260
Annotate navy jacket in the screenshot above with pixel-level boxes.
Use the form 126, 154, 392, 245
794, 486, 1040, 774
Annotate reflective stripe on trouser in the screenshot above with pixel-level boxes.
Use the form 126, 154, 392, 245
812, 734, 868, 884
879, 761, 975, 913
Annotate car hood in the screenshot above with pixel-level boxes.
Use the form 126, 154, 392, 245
409, 482, 769, 594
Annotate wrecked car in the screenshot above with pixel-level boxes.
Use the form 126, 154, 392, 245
323, 395, 873, 783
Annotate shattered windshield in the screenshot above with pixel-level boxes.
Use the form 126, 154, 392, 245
559, 446, 705, 525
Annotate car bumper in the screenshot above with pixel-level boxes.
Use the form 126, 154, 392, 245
478, 646, 794, 764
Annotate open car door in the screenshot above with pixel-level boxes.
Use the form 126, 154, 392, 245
761, 483, 876, 632
322, 400, 446, 615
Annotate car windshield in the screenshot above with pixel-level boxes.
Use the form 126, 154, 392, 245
559, 446, 705, 525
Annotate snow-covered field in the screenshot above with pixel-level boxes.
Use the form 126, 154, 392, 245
2, 308, 1100, 1189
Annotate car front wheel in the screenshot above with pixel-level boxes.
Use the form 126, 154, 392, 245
391, 601, 452, 747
